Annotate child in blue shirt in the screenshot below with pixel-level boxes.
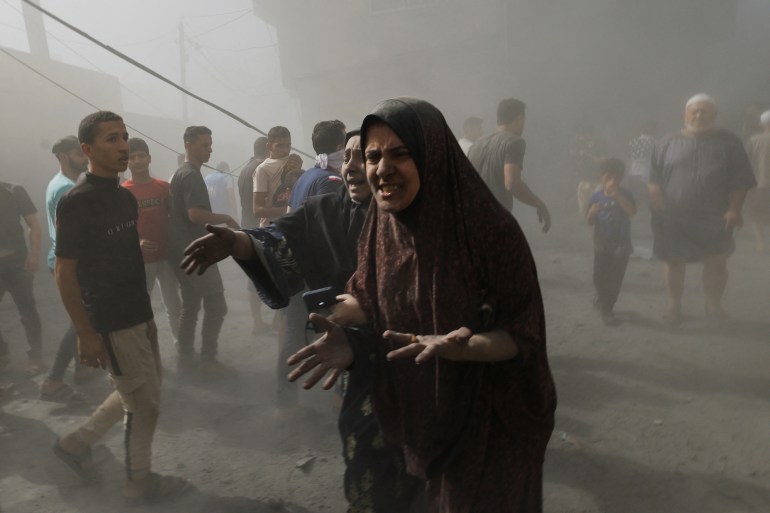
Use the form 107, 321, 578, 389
586, 158, 636, 325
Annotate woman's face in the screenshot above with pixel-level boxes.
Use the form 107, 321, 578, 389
364, 122, 420, 213
341, 135, 370, 203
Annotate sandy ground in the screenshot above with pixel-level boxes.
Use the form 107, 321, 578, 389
1, 189, 769, 512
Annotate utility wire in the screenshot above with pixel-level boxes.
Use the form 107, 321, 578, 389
54, 32, 176, 48
18, 0, 314, 159
192, 42, 276, 53
190, 10, 251, 38
0, 46, 246, 177
2, 0, 165, 113
182, 8, 251, 19
0, 20, 25, 32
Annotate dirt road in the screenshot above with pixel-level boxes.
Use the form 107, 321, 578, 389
1, 202, 769, 512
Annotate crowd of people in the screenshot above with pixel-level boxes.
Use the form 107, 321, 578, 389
0, 91, 768, 511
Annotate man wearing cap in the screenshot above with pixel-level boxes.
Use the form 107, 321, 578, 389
649, 94, 756, 324
745, 110, 770, 252
39, 136, 91, 401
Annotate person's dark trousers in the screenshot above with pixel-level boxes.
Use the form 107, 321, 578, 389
0, 267, 42, 359
175, 265, 227, 359
45, 268, 82, 380
46, 324, 80, 381
593, 249, 630, 313
277, 291, 306, 407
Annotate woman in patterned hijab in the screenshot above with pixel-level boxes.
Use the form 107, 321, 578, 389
290, 97, 556, 513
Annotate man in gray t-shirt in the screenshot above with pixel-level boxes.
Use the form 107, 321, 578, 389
468, 98, 550, 232
168, 126, 238, 366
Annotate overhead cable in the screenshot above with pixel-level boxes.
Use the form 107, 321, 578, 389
0, 46, 248, 176
19, 0, 314, 159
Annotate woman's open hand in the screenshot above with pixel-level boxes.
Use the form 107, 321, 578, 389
287, 313, 354, 390
384, 327, 472, 364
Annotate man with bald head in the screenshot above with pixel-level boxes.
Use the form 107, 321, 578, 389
649, 94, 755, 324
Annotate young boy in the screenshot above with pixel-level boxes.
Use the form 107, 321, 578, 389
586, 158, 636, 326
123, 138, 181, 342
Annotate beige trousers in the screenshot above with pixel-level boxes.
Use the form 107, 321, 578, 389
77, 321, 161, 482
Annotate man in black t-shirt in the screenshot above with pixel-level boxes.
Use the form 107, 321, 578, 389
0, 182, 43, 375
53, 111, 190, 502
168, 126, 238, 368
468, 98, 551, 232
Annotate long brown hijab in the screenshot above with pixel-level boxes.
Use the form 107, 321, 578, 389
348, 98, 555, 482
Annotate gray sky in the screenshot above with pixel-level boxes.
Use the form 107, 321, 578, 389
0, 0, 302, 149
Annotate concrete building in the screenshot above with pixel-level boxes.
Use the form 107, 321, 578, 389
251, 0, 748, 141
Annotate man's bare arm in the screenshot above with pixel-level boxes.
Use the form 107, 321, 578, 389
252, 191, 287, 220
22, 213, 41, 273
504, 162, 551, 232
725, 188, 749, 229
504, 163, 545, 209
188, 207, 239, 229
647, 183, 664, 213
55, 258, 95, 337
727, 188, 748, 213
54, 257, 108, 368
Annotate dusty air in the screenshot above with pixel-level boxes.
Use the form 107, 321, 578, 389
0, 1, 768, 512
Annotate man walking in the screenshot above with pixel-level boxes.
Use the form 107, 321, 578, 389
53, 111, 190, 502
168, 126, 238, 368
468, 98, 551, 232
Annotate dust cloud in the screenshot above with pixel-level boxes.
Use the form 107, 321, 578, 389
1, 1, 769, 512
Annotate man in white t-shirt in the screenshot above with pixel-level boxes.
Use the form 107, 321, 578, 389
252, 126, 303, 227
457, 116, 483, 155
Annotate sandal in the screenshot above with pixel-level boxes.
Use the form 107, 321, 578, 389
124, 472, 194, 505
53, 438, 99, 482
40, 382, 85, 403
